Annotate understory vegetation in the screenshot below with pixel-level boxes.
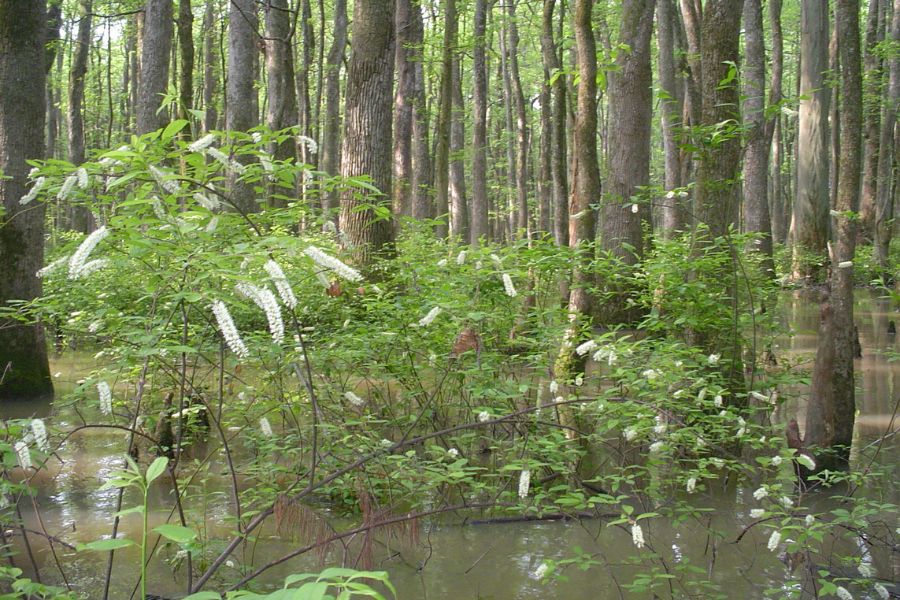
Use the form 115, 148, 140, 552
0, 129, 895, 599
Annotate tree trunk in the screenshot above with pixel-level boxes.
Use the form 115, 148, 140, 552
433, 0, 457, 238
742, 0, 774, 277
0, 0, 53, 400
136, 0, 173, 134
68, 0, 91, 167
201, 0, 218, 133
499, 18, 516, 240
793, 0, 831, 282
264, 0, 298, 171
768, 0, 787, 244
295, 0, 313, 166
226, 0, 259, 213
859, 0, 885, 240
319, 0, 347, 221
339, 0, 395, 265
410, 6, 432, 222
658, 0, 685, 235
393, 0, 417, 219
597, 0, 655, 325
470, 0, 490, 244
874, 0, 899, 275
507, 0, 530, 236
542, 0, 569, 246
538, 62, 552, 237
449, 58, 468, 240
177, 0, 194, 134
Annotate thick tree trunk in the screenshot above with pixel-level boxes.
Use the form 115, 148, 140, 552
226, 0, 259, 213
449, 58, 468, 240
264, 0, 299, 170
319, 0, 347, 220
201, 0, 218, 133
470, 0, 490, 244
859, 0, 885, 240
0, 0, 53, 400
339, 0, 395, 265
793, 0, 831, 282
874, 0, 899, 275
136, 0, 173, 134
542, 0, 569, 246
597, 0, 655, 325
742, 0, 774, 277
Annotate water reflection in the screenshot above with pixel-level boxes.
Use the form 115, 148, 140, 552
2, 291, 897, 598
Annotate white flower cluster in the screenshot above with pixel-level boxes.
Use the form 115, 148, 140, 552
753, 486, 768, 501
193, 192, 220, 211
456, 250, 467, 265
36, 255, 69, 278
98, 381, 112, 415
212, 300, 250, 359
686, 477, 697, 493
58, 174, 78, 201
259, 417, 274, 437
303, 246, 362, 282
415, 306, 442, 328
623, 426, 638, 442
31, 419, 49, 453
631, 523, 645, 549
298, 135, 318, 155
264, 260, 297, 309
68, 226, 110, 279
20, 176, 46, 205
767, 530, 781, 551
533, 563, 549, 580
206, 146, 246, 174
344, 391, 365, 407
236, 282, 284, 343
478, 410, 490, 423
749, 508, 765, 519
502, 273, 517, 297
14, 441, 31, 470
592, 346, 617, 365
149, 165, 181, 195
189, 133, 217, 153
518, 469, 531, 499
575, 339, 597, 356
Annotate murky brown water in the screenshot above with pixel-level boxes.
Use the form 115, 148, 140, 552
4, 291, 898, 599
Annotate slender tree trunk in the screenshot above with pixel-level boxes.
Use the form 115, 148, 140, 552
449, 58, 468, 240
319, 0, 347, 220
410, 5, 432, 222
793, 0, 831, 282
67, 0, 93, 233
202, 0, 218, 133
339, 0, 395, 265
434, 0, 457, 238
538, 63, 553, 237
598, 0, 655, 325
499, 18, 516, 240
541, 0, 568, 246
226, 0, 259, 213
393, 0, 417, 219
768, 0, 786, 244
742, 0, 774, 277
136, 0, 173, 134
875, 0, 900, 274
658, 0, 685, 235
295, 0, 313, 166
507, 0, 529, 236
177, 0, 194, 134
470, 0, 490, 244
0, 0, 53, 399
859, 0, 884, 240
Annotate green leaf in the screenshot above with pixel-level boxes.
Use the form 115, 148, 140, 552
79, 538, 136, 551
182, 593, 222, 600
162, 119, 189, 142
114, 505, 145, 518
145, 456, 169, 484
153, 524, 197, 544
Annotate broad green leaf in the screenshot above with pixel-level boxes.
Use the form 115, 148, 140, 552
153, 524, 197, 544
79, 538, 136, 551
145, 456, 169, 484
162, 119, 189, 142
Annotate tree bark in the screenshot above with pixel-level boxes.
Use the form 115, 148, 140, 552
264, 0, 298, 168
470, 0, 490, 244
177, 0, 194, 134
874, 0, 899, 274
201, 0, 218, 133
410, 6, 432, 222
793, 0, 831, 282
768, 0, 787, 244
742, 0, 774, 277
319, 0, 347, 220
542, 0, 568, 246
68, 0, 91, 167
597, 0, 655, 325
433, 0, 457, 238
136, 0, 173, 134
449, 58, 468, 240
393, 0, 417, 219
507, 0, 529, 236
0, 0, 53, 399
226, 0, 259, 213
859, 0, 884, 240
658, 0, 685, 235
339, 0, 396, 265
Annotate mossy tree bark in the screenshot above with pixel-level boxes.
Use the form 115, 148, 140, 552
0, 0, 53, 400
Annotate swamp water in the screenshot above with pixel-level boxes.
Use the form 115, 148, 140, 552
4, 291, 898, 599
